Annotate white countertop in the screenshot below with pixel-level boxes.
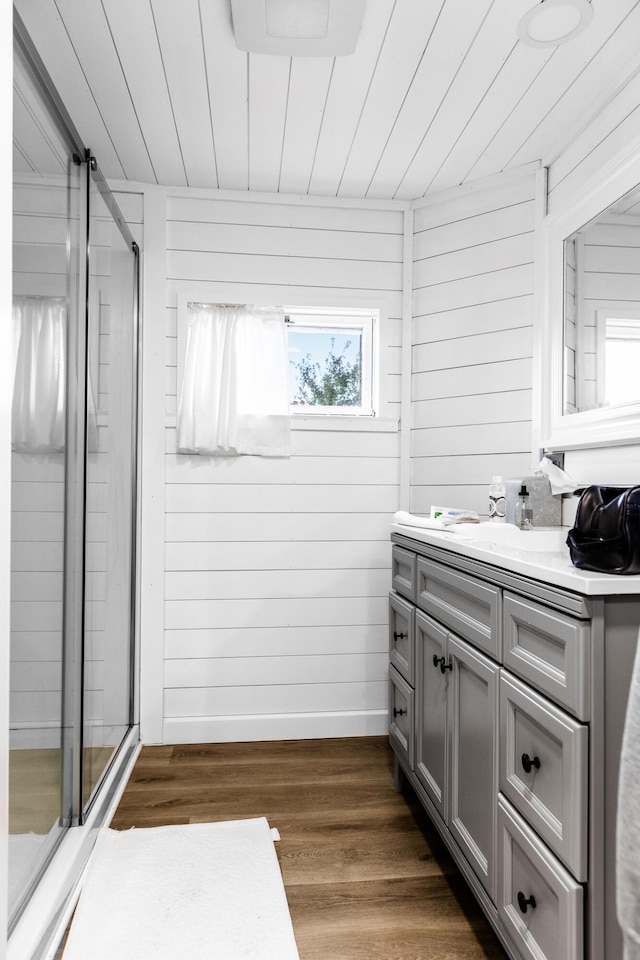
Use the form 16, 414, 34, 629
391, 521, 640, 596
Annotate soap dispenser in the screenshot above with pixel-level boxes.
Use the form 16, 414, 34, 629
515, 484, 533, 530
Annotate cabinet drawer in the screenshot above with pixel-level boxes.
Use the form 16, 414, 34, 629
500, 671, 588, 880
497, 796, 583, 960
389, 665, 414, 771
416, 557, 501, 659
392, 545, 416, 602
503, 593, 590, 721
389, 592, 414, 685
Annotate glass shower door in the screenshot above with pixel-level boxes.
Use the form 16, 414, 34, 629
10, 38, 84, 919
10, 24, 139, 930
82, 167, 137, 811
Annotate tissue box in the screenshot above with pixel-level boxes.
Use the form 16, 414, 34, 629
505, 476, 562, 527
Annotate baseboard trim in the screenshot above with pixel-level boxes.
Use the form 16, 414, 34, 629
161, 710, 388, 744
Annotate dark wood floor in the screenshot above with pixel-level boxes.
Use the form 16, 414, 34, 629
99, 735, 508, 960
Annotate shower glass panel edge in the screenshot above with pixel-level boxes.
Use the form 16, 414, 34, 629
81, 156, 138, 818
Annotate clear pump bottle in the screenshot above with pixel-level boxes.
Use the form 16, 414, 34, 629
515, 484, 533, 530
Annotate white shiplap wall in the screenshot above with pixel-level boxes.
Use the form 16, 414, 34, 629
161, 190, 404, 742
410, 170, 538, 517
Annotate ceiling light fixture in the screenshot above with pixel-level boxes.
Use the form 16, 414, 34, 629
230, 0, 366, 57
518, 0, 593, 48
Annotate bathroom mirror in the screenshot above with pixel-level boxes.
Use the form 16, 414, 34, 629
563, 182, 640, 415
539, 139, 640, 451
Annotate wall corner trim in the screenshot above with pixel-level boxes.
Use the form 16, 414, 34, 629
138, 184, 168, 745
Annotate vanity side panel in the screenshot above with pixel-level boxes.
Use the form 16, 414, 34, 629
600, 597, 640, 960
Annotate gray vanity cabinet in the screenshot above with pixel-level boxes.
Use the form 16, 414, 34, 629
389, 535, 640, 960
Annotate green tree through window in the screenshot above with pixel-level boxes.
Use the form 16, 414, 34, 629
290, 337, 362, 406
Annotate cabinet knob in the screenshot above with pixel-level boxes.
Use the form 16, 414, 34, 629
521, 753, 541, 774
517, 891, 536, 914
393, 707, 406, 718
432, 654, 453, 674
393, 631, 407, 641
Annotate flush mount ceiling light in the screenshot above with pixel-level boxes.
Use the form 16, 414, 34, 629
518, 0, 593, 47
231, 0, 366, 56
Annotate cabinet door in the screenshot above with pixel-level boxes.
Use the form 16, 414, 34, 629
448, 633, 499, 901
415, 609, 448, 819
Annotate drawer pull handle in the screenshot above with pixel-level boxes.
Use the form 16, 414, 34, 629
393, 708, 406, 718
521, 753, 541, 774
517, 891, 536, 914
393, 631, 407, 641
432, 654, 452, 674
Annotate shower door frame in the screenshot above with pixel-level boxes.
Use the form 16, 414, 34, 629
78, 152, 140, 822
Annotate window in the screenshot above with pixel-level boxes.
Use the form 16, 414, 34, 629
595, 310, 640, 407
285, 307, 377, 417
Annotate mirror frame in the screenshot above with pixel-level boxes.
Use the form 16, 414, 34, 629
539, 137, 640, 451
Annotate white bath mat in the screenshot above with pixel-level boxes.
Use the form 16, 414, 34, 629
62, 818, 300, 960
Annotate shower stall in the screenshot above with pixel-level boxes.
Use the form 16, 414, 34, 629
9, 19, 140, 950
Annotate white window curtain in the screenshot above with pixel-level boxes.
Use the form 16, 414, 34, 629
12, 296, 67, 453
177, 303, 291, 457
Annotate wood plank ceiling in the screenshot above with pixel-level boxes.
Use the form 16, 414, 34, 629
13, 0, 640, 201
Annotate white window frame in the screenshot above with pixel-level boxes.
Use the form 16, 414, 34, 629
285, 306, 377, 418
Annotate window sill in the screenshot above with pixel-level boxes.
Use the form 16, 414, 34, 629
290, 416, 398, 432
165, 414, 398, 433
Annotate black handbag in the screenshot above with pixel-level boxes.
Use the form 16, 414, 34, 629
566, 485, 640, 575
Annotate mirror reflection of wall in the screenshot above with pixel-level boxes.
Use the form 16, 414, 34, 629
563, 183, 640, 415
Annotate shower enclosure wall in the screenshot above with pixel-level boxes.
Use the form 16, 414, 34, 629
9, 22, 139, 950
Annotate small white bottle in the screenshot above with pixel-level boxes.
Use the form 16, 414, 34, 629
515, 484, 533, 530
489, 476, 506, 523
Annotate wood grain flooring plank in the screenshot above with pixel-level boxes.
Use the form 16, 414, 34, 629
287, 877, 506, 960
111, 782, 405, 828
